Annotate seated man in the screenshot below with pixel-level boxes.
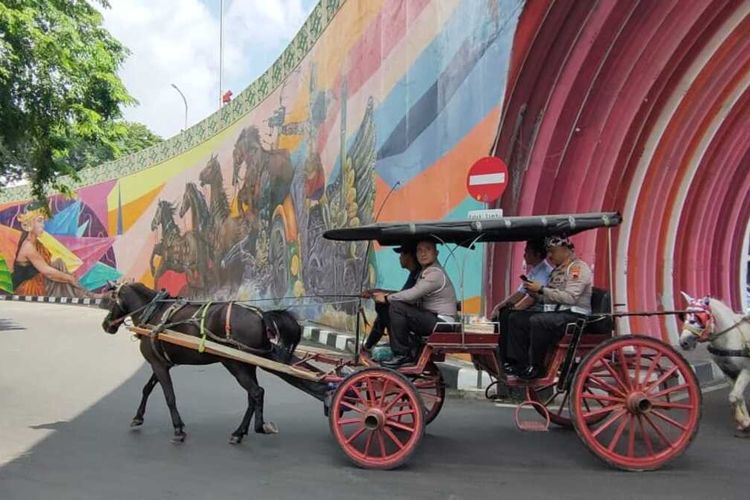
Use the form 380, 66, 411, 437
372, 240, 457, 368
507, 236, 593, 380
361, 244, 420, 351
489, 238, 553, 375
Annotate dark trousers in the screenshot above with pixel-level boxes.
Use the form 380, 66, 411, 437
388, 301, 439, 357
364, 302, 390, 349
507, 311, 580, 367
494, 306, 538, 363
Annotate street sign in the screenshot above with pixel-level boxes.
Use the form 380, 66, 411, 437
466, 157, 508, 203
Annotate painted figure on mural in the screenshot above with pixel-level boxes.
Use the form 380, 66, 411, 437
12, 202, 88, 297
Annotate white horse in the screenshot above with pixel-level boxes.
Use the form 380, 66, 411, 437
678, 292, 750, 437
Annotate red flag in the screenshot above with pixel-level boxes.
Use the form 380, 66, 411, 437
222, 90, 233, 104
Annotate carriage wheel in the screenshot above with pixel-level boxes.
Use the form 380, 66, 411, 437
410, 362, 446, 425
329, 367, 425, 469
269, 215, 289, 299
570, 336, 701, 471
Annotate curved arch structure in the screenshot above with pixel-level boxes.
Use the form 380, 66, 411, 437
490, 0, 750, 341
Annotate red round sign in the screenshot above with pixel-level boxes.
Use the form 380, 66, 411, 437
466, 157, 508, 203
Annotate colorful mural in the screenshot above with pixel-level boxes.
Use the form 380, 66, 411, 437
0, 0, 522, 321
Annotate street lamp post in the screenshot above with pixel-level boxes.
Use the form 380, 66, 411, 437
171, 83, 188, 131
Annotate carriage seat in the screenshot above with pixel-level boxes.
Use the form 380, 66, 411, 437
581, 287, 613, 335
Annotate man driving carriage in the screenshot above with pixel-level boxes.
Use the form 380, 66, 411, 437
506, 236, 593, 380
360, 244, 421, 352
371, 240, 457, 368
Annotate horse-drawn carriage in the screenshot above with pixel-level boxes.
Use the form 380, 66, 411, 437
104, 211, 701, 472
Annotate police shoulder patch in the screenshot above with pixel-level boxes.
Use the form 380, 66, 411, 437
569, 264, 581, 280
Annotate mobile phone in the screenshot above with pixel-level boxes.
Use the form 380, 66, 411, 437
520, 274, 530, 282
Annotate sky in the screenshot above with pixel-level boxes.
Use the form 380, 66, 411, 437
100, 0, 317, 140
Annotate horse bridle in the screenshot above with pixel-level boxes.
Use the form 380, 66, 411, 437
682, 299, 750, 343
104, 282, 160, 328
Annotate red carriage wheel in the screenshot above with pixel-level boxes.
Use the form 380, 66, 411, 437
409, 362, 446, 425
570, 336, 701, 471
329, 367, 425, 469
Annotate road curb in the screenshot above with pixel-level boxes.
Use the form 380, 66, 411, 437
0, 294, 102, 307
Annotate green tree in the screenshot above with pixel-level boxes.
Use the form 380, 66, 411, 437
67, 120, 162, 170
0, 0, 155, 204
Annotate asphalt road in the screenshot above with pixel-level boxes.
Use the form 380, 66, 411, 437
1, 301, 748, 500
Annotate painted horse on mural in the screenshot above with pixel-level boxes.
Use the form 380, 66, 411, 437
150, 200, 203, 296
178, 182, 212, 291
100, 281, 305, 444
231, 126, 294, 222
199, 155, 246, 295
679, 292, 750, 437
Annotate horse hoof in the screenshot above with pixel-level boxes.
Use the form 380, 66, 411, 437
261, 422, 279, 434
228, 435, 243, 445
130, 418, 144, 428
734, 428, 750, 438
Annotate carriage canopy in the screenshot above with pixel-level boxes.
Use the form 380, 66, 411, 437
323, 212, 622, 247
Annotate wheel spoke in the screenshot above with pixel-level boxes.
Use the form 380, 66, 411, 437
607, 413, 630, 451
386, 419, 415, 433
383, 391, 407, 413
645, 365, 679, 393
640, 352, 663, 390
338, 417, 362, 425
648, 383, 690, 399
345, 426, 366, 445
627, 415, 637, 458
379, 379, 391, 406
643, 413, 675, 449
588, 374, 625, 397
583, 404, 623, 421
365, 377, 376, 406
363, 430, 375, 456
637, 414, 655, 455
650, 409, 688, 431
616, 348, 632, 390
600, 358, 630, 394
383, 427, 406, 450
581, 392, 625, 404
592, 408, 628, 438
377, 430, 387, 458
351, 382, 368, 407
340, 401, 365, 414
388, 408, 417, 418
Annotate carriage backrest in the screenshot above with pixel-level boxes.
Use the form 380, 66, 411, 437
585, 287, 613, 334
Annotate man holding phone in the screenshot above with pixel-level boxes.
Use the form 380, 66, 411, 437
489, 238, 552, 375
507, 236, 593, 380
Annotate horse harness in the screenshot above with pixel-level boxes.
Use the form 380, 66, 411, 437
687, 313, 750, 359
109, 287, 282, 365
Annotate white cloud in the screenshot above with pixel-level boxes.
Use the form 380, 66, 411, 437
100, 0, 314, 140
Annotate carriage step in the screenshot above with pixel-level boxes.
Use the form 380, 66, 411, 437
514, 400, 550, 432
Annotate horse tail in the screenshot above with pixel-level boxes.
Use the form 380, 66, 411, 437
262, 309, 301, 363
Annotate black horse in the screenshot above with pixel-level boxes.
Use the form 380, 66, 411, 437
100, 282, 304, 444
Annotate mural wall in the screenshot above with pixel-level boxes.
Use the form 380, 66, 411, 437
0, 0, 522, 322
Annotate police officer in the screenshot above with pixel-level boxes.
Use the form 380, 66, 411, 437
361, 244, 420, 352
372, 239, 457, 368
507, 236, 593, 380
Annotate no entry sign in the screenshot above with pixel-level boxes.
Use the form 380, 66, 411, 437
466, 157, 508, 203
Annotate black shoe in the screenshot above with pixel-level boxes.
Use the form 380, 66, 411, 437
502, 362, 519, 376
517, 365, 542, 380
382, 355, 415, 368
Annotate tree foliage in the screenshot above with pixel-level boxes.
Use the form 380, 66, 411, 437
0, 0, 160, 203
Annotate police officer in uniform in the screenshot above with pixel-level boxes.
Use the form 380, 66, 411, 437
506, 236, 593, 380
